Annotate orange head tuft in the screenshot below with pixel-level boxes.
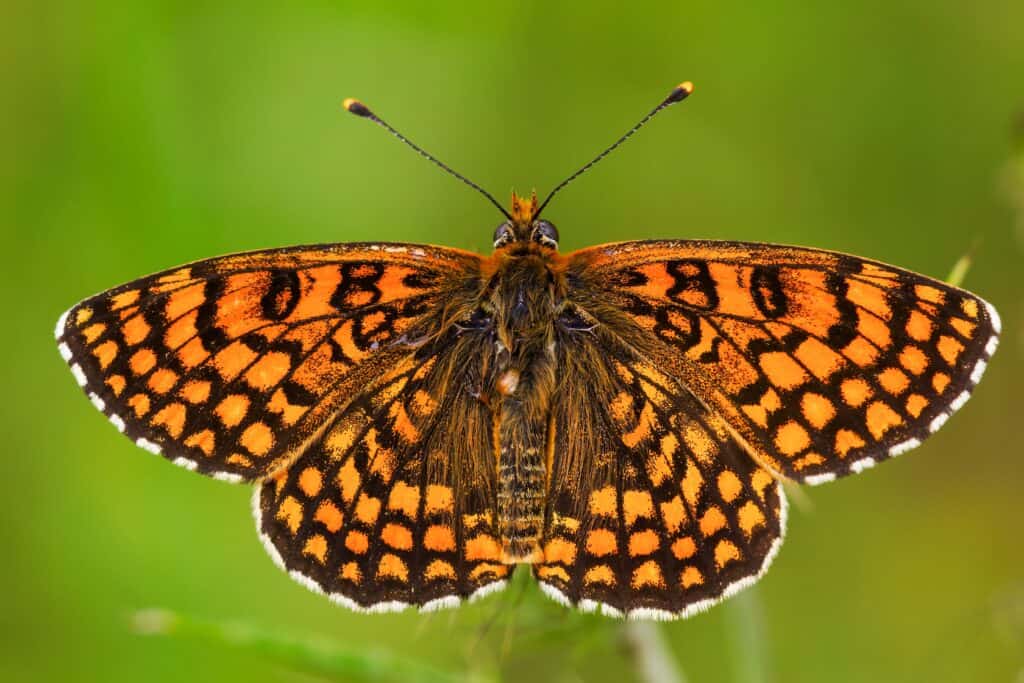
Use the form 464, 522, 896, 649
510, 191, 539, 226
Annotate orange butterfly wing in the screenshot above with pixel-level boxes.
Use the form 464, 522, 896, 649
566, 240, 1000, 485
55, 243, 480, 482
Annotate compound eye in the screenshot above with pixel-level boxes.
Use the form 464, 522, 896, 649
531, 220, 559, 249
493, 222, 515, 248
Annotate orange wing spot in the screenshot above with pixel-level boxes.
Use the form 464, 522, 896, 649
660, 496, 687, 534
738, 501, 766, 535
381, 523, 413, 550
151, 402, 187, 438
878, 367, 910, 395
544, 538, 577, 564
631, 560, 666, 589
915, 284, 945, 306
905, 393, 928, 418
74, 307, 94, 326
388, 402, 420, 443
354, 494, 381, 525
931, 372, 950, 394
552, 514, 581, 532
341, 561, 362, 584
794, 338, 845, 380
793, 452, 825, 470
589, 486, 617, 517
227, 453, 252, 467
337, 459, 362, 503
857, 310, 891, 349
699, 506, 727, 537
905, 310, 934, 342
681, 462, 704, 508
465, 534, 501, 561
671, 536, 697, 560
244, 351, 292, 391
622, 402, 656, 448
127, 393, 151, 417
214, 341, 258, 382
82, 322, 106, 344
846, 279, 891, 320
424, 524, 456, 552
774, 420, 811, 456
628, 529, 660, 557
344, 530, 369, 554
751, 469, 774, 500
424, 559, 457, 581
179, 380, 211, 404
937, 335, 964, 366
92, 340, 118, 369
178, 338, 210, 370
376, 553, 409, 582
801, 392, 836, 429
240, 421, 274, 457
960, 298, 979, 319
411, 389, 437, 416
899, 345, 929, 375
646, 450, 674, 487
147, 368, 179, 394
743, 404, 769, 428
267, 388, 307, 426
424, 485, 453, 514
842, 336, 879, 367
110, 290, 140, 310
866, 401, 902, 439
585, 528, 618, 557
276, 496, 304, 535
164, 309, 198, 350
714, 539, 742, 568
106, 374, 126, 396
314, 500, 343, 533
759, 351, 809, 390
681, 566, 704, 588
122, 315, 150, 346
165, 282, 205, 320
835, 429, 866, 457
469, 563, 508, 581
184, 429, 215, 456
215, 394, 250, 428
298, 467, 322, 498
949, 317, 976, 339
717, 470, 743, 503
583, 565, 616, 586
623, 490, 655, 526
128, 348, 157, 376
537, 565, 571, 583
302, 534, 328, 564
681, 423, 718, 464
387, 481, 419, 517
840, 378, 873, 408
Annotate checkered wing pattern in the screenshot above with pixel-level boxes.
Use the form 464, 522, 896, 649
55, 244, 479, 482
568, 240, 1000, 485
533, 328, 785, 618
255, 332, 510, 611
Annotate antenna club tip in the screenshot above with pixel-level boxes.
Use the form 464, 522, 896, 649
667, 81, 695, 103
343, 98, 373, 117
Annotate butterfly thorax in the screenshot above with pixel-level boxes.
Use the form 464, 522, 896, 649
480, 240, 567, 563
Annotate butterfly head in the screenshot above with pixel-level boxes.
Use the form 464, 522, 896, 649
493, 191, 559, 251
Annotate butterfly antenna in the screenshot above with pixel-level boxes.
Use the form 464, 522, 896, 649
533, 81, 695, 221
343, 98, 513, 221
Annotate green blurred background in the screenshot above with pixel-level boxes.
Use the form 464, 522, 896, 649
5, 1, 1023, 681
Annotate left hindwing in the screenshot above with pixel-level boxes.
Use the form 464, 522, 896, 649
565, 240, 1000, 484
55, 243, 481, 482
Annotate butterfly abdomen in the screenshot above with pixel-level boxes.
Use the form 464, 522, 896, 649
486, 249, 562, 563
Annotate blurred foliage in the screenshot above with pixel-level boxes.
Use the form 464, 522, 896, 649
3, 1, 1022, 681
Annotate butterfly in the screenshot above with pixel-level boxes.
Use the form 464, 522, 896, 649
56, 82, 1000, 619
